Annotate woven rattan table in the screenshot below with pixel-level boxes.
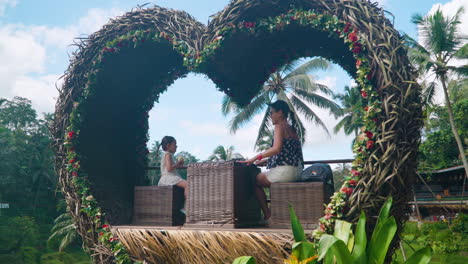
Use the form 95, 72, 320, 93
186, 161, 262, 228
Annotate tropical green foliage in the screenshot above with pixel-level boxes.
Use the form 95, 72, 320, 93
333, 85, 364, 136
221, 58, 342, 148
395, 216, 468, 263
406, 7, 468, 175
208, 145, 244, 161
332, 163, 351, 191
318, 197, 432, 264
419, 99, 468, 170
48, 212, 77, 252
0, 97, 90, 263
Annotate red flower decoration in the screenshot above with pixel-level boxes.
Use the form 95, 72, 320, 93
361, 90, 368, 98
72, 171, 78, 177
367, 73, 372, 80
366, 140, 375, 149
348, 179, 357, 186
348, 32, 358, 42
99, 232, 104, 236
356, 59, 362, 68
109, 237, 119, 242
319, 223, 326, 231
343, 23, 351, 33
364, 131, 373, 139
102, 224, 109, 229
67, 131, 75, 139
351, 169, 361, 176
364, 106, 369, 112
243, 22, 256, 28
96, 215, 101, 219
341, 187, 353, 196
68, 158, 75, 164
358, 147, 363, 152
352, 42, 362, 54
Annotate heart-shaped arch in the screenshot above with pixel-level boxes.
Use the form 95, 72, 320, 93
53, 1, 422, 263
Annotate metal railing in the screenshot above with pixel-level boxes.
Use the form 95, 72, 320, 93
145, 158, 354, 170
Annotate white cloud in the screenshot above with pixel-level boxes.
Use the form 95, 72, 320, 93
177, 115, 263, 159
0, 7, 124, 114
0, 0, 17, 16
316, 76, 337, 91
374, 0, 388, 7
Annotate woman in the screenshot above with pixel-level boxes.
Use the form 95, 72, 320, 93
240, 100, 304, 220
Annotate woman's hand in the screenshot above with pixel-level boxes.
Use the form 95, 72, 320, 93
238, 156, 257, 164
254, 159, 267, 166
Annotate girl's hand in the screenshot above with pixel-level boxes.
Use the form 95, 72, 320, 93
176, 158, 185, 166
254, 159, 267, 165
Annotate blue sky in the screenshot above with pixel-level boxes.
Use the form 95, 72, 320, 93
1, 0, 467, 161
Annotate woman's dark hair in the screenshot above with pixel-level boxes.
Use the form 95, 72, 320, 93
269, 100, 301, 138
161, 136, 176, 151
268, 100, 290, 118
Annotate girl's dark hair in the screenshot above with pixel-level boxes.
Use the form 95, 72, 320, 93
161, 136, 176, 151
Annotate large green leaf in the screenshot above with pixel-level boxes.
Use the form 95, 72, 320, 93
368, 197, 393, 260
232, 256, 256, 264
318, 234, 353, 263
289, 204, 306, 242
352, 211, 367, 264
404, 247, 432, 264
368, 216, 397, 264
334, 220, 352, 245
292, 241, 317, 262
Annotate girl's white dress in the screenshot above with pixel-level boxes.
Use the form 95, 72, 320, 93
157, 152, 184, 186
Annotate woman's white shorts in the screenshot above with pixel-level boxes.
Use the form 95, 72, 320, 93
264, 165, 303, 183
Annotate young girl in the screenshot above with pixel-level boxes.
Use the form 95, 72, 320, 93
158, 136, 188, 198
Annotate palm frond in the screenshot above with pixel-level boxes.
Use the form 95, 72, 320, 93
453, 42, 468, 59
221, 95, 238, 116
290, 94, 330, 136
229, 93, 268, 133
283, 58, 329, 79
334, 114, 352, 134
293, 88, 343, 117
254, 109, 273, 150
448, 65, 468, 77
422, 81, 437, 106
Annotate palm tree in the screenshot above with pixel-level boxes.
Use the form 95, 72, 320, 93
222, 58, 342, 147
48, 211, 77, 252
406, 7, 468, 177
208, 145, 243, 161
333, 85, 364, 137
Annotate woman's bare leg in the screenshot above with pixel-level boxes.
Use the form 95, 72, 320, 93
254, 173, 271, 220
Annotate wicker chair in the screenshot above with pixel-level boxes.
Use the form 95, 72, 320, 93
270, 182, 331, 229
133, 185, 185, 226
